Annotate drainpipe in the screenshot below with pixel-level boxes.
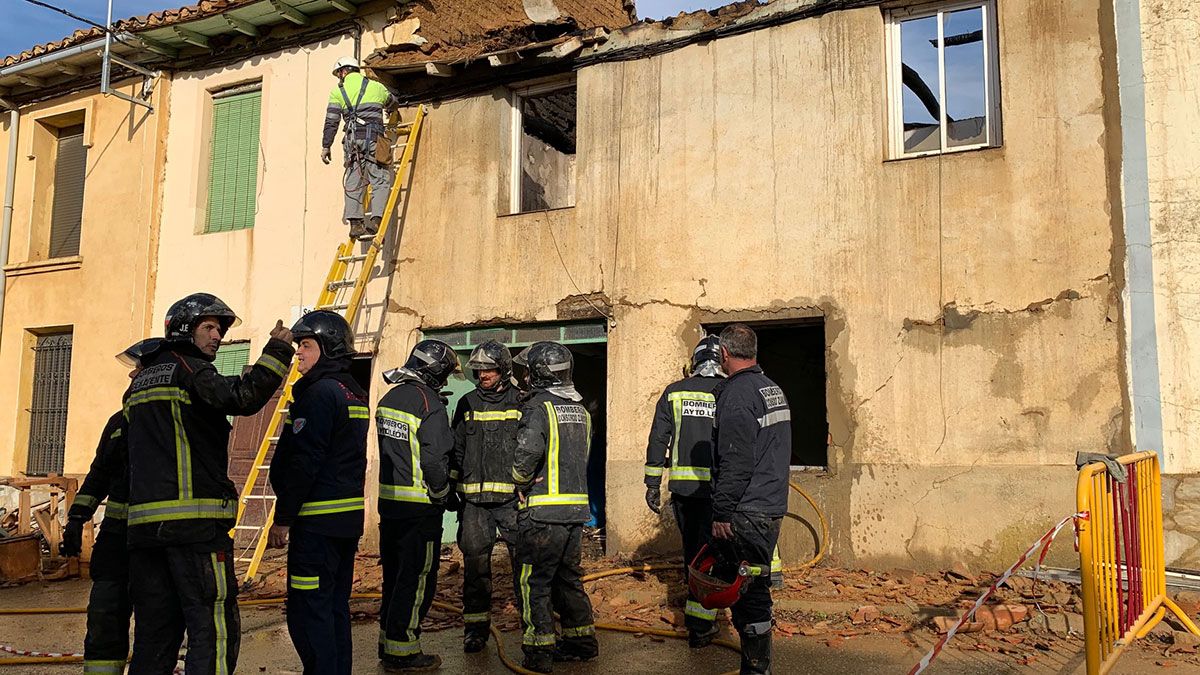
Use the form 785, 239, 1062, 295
1112, 0, 1163, 458
0, 99, 17, 355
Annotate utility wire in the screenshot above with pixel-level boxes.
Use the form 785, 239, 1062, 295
19, 0, 136, 48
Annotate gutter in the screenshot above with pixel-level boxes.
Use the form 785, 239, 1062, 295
0, 36, 116, 78
0, 98, 17, 355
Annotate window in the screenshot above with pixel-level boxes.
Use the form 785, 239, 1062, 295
49, 124, 87, 258
886, 1, 1001, 157
214, 341, 250, 377
510, 82, 577, 213
206, 85, 262, 233
26, 331, 73, 475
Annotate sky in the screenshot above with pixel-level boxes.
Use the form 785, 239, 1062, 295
2, 1, 730, 58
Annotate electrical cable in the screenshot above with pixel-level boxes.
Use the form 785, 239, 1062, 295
0, 483, 827, 672
18, 0, 136, 49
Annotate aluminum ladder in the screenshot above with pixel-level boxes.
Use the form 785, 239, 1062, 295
232, 105, 427, 583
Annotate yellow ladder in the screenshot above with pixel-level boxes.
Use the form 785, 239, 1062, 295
232, 105, 427, 583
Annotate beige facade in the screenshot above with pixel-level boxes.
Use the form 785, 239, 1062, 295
0, 79, 168, 476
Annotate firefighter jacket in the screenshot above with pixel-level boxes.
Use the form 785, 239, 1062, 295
451, 384, 522, 505
323, 72, 397, 149
375, 378, 453, 520
269, 358, 369, 538
69, 411, 129, 533
644, 374, 721, 498
511, 390, 592, 524
125, 339, 294, 548
711, 365, 792, 522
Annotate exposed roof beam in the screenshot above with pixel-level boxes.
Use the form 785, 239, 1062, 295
328, 0, 356, 14
488, 53, 522, 67
173, 27, 211, 49
270, 0, 310, 26
18, 75, 44, 87
137, 36, 179, 57
425, 62, 453, 77
56, 63, 83, 76
224, 14, 260, 37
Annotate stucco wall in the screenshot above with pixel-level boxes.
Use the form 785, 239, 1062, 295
377, 1, 1125, 568
0, 79, 168, 476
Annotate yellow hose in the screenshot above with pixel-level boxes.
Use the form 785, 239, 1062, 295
0, 482, 827, 673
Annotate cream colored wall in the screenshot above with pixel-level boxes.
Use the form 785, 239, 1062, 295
1142, 0, 1200, 474
152, 36, 392, 363
0, 79, 167, 476
374, 1, 1125, 565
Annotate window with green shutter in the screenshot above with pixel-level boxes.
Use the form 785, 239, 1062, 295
205, 87, 261, 233
214, 342, 251, 377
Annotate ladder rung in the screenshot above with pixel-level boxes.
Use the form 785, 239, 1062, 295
338, 254, 368, 262
318, 304, 349, 311
266, 436, 280, 443
327, 279, 357, 290
243, 494, 276, 501
257, 464, 270, 470
233, 525, 262, 531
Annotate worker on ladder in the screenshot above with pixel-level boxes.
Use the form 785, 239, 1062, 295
709, 324, 792, 675
511, 342, 598, 674
61, 338, 161, 674
124, 293, 294, 675
644, 335, 725, 648
322, 56, 398, 241
375, 339, 459, 671
450, 340, 524, 653
267, 311, 369, 675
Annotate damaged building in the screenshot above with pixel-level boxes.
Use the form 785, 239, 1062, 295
2, 0, 1199, 572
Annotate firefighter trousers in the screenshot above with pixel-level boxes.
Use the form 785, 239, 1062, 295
671, 495, 717, 633
458, 500, 521, 636
379, 514, 443, 658
286, 529, 358, 674
515, 514, 597, 656
83, 527, 132, 674
128, 544, 240, 675
728, 512, 782, 674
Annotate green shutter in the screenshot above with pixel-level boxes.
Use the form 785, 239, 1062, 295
50, 125, 87, 258
206, 90, 261, 233
214, 343, 251, 377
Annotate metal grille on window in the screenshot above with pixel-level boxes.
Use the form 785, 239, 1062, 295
26, 332, 73, 475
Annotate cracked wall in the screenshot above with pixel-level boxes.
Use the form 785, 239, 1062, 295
374, 1, 1129, 567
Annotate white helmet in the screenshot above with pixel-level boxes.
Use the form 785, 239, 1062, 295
332, 56, 360, 74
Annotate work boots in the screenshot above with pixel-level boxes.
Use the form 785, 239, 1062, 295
739, 633, 772, 675
463, 627, 488, 653
380, 653, 442, 672
553, 635, 598, 662
522, 650, 554, 674
361, 215, 382, 240
348, 218, 366, 239
688, 624, 720, 648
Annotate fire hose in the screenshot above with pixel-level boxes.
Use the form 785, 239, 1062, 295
0, 482, 827, 672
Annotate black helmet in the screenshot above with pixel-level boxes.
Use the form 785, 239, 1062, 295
467, 340, 512, 378
116, 337, 167, 368
403, 339, 459, 388
692, 334, 722, 372
164, 293, 240, 342
526, 341, 573, 389
291, 310, 355, 359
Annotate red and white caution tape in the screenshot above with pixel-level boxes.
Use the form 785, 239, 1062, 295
907, 511, 1089, 675
0, 642, 83, 658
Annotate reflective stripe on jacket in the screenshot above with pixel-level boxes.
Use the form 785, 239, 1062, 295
644, 374, 721, 498
512, 390, 591, 524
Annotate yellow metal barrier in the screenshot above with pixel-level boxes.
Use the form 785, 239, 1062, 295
1077, 451, 1200, 674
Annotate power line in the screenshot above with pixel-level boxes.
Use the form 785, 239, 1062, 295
18, 0, 137, 50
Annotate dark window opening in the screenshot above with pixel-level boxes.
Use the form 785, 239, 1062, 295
517, 85, 576, 212
49, 124, 86, 258
26, 331, 73, 475
704, 319, 828, 468
350, 355, 374, 395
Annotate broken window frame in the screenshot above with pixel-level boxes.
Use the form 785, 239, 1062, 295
508, 77, 577, 215
885, 0, 1002, 159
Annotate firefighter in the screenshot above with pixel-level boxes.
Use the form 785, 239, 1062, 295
644, 334, 724, 647
375, 339, 458, 671
61, 338, 162, 674
511, 341, 597, 674
322, 56, 398, 240
125, 293, 295, 675
451, 340, 523, 652
710, 324, 791, 675
267, 311, 369, 675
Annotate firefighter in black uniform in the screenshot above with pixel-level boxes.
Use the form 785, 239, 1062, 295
710, 324, 791, 675
511, 341, 598, 674
61, 338, 162, 675
125, 293, 294, 675
451, 340, 523, 652
644, 334, 724, 647
267, 311, 368, 675
375, 339, 458, 671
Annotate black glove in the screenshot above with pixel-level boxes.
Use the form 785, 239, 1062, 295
60, 517, 85, 557
645, 487, 662, 514
445, 490, 463, 513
